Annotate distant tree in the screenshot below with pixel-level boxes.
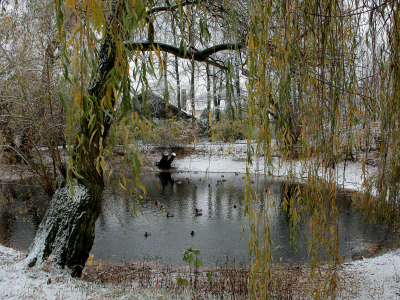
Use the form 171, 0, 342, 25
0, 0, 72, 196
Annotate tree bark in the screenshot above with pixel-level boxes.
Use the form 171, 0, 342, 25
171, 14, 181, 111
25, 180, 102, 277
189, 10, 196, 127
213, 66, 220, 122
25, 2, 119, 276
206, 64, 211, 112
235, 56, 242, 119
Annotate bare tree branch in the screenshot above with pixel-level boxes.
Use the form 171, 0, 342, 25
150, 0, 197, 14
125, 41, 243, 70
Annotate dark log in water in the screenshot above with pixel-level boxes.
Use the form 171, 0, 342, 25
156, 152, 176, 169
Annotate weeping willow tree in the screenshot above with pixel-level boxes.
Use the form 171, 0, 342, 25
13, 0, 399, 296
23, 0, 242, 277
245, 0, 400, 298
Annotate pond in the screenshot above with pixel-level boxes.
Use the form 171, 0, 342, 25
0, 172, 396, 267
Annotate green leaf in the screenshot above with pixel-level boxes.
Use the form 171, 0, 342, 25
194, 259, 203, 267
193, 249, 200, 255
176, 276, 188, 286
59, 92, 71, 114
183, 254, 194, 264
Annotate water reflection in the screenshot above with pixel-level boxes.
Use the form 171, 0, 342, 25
0, 173, 396, 266
0, 180, 49, 250
93, 172, 395, 266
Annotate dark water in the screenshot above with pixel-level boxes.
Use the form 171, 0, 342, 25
0, 181, 48, 251
0, 173, 396, 266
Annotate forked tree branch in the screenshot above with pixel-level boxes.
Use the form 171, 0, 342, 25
150, 0, 197, 13
125, 41, 242, 70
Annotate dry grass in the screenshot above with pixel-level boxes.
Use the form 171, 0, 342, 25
81, 258, 308, 299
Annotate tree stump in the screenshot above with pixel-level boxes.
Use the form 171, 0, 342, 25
156, 152, 176, 169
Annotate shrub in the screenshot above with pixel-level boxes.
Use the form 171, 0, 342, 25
197, 108, 211, 136
146, 119, 197, 146
212, 115, 247, 142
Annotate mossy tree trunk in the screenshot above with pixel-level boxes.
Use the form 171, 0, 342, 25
25, 6, 118, 277
25, 181, 102, 277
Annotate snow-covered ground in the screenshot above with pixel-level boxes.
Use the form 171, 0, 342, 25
339, 248, 400, 299
155, 141, 376, 193
1, 141, 399, 299
0, 245, 190, 299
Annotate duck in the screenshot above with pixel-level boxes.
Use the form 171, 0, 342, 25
233, 205, 237, 208
167, 213, 174, 218
195, 212, 203, 216
191, 231, 195, 235
144, 232, 151, 237
195, 208, 202, 212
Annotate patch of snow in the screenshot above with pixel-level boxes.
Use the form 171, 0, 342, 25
0, 245, 190, 299
340, 248, 400, 299
168, 141, 377, 194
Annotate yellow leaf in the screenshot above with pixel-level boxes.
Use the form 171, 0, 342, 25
66, 35, 76, 49
96, 262, 102, 271
89, 129, 98, 146
87, 113, 96, 129
108, 169, 113, 180
119, 181, 126, 190
87, 253, 94, 266
149, 51, 154, 65
65, 0, 75, 11
100, 96, 106, 109
112, 87, 118, 104
154, 44, 161, 61
100, 158, 105, 170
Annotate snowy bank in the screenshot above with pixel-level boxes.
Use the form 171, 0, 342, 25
339, 248, 400, 299
151, 141, 378, 193
0, 245, 189, 299
1, 237, 400, 299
